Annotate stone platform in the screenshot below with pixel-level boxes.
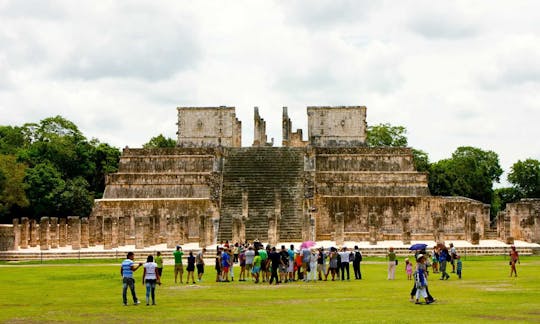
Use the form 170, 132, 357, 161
1, 240, 539, 262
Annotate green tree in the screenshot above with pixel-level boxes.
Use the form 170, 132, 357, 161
24, 162, 65, 218
88, 139, 120, 198
428, 146, 503, 204
143, 134, 176, 148
491, 187, 521, 217
59, 177, 94, 217
0, 155, 29, 222
0, 126, 28, 154
412, 148, 430, 172
366, 123, 408, 147
508, 159, 540, 198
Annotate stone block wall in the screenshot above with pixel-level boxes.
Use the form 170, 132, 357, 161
506, 199, 540, 243
307, 106, 367, 147
177, 107, 241, 147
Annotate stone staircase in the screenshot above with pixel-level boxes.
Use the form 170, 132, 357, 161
218, 147, 305, 242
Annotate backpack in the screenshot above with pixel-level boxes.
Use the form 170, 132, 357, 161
445, 252, 452, 262
355, 251, 362, 262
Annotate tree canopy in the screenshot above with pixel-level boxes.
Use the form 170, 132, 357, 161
143, 134, 176, 148
366, 123, 408, 147
508, 159, 540, 198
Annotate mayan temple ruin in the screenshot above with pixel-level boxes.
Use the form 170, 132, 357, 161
2, 105, 539, 255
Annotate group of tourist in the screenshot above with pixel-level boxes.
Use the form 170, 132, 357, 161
119, 241, 521, 306
211, 241, 364, 284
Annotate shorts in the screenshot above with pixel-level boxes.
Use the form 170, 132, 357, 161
197, 264, 204, 274
279, 264, 287, 273
246, 263, 253, 272
317, 264, 326, 272
222, 266, 230, 272
174, 264, 183, 274
252, 266, 261, 274
287, 262, 294, 272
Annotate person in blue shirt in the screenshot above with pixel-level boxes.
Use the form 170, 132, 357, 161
121, 252, 143, 306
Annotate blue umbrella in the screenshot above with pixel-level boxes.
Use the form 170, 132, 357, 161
409, 243, 428, 251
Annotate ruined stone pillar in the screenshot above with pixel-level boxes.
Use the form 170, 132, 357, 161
39, 217, 50, 250
135, 217, 145, 249
166, 216, 175, 248
401, 214, 411, 245
59, 218, 67, 247
96, 216, 104, 245
118, 217, 126, 246
80, 217, 89, 248
20, 217, 29, 249
177, 216, 185, 244
29, 219, 38, 247
68, 216, 81, 250
103, 218, 113, 250
50, 217, 58, 249
88, 217, 96, 246
127, 215, 136, 245
143, 217, 151, 247
111, 217, 119, 248
334, 212, 345, 247
12, 218, 20, 251
368, 211, 378, 245
159, 214, 167, 244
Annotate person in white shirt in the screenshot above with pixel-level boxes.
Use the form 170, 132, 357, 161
143, 255, 161, 306
338, 247, 351, 280
245, 246, 256, 281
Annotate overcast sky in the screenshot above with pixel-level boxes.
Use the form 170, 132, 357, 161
1, 1, 539, 185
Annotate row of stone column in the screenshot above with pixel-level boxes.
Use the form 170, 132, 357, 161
12, 216, 88, 250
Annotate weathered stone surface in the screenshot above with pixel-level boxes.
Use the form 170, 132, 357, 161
39, 217, 50, 250
506, 199, 540, 243
177, 107, 241, 148
20, 217, 29, 249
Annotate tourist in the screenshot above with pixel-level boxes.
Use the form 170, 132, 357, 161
301, 246, 311, 281
252, 250, 262, 283
269, 246, 281, 285
295, 250, 304, 281
317, 247, 327, 281
409, 254, 435, 303
258, 246, 269, 282
221, 247, 231, 282
439, 246, 450, 280
287, 244, 296, 281
186, 251, 196, 284
279, 245, 289, 283
173, 245, 184, 284
431, 246, 439, 273
449, 243, 457, 273
196, 248, 206, 282
215, 247, 222, 282
456, 255, 463, 279
338, 247, 350, 280
142, 255, 161, 306
245, 246, 255, 281
326, 247, 338, 281
352, 246, 362, 280
238, 247, 247, 281
413, 254, 432, 305
509, 245, 520, 277
387, 247, 397, 280
155, 251, 163, 278
405, 258, 413, 280
233, 242, 240, 263
307, 248, 318, 282
121, 251, 143, 306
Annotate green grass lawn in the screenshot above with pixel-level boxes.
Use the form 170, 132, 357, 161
0, 256, 539, 323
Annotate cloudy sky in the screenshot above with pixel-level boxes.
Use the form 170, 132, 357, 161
1, 1, 539, 184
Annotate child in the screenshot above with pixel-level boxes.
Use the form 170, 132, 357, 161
405, 258, 413, 280
414, 254, 432, 305
456, 255, 462, 279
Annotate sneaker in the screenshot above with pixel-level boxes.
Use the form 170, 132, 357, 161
123, 303, 128, 306
134, 301, 141, 305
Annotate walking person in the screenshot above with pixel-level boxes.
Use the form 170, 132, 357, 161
186, 251, 196, 284
387, 247, 397, 280
456, 255, 463, 279
173, 245, 184, 284
196, 248, 206, 282
439, 247, 450, 280
353, 246, 362, 280
155, 251, 163, 278
142, 255, 161, 306
509, 245, 520, 277
409, 254, 435, 303
121, 252, 143, 306
414, 254, 432, 305
449, 243, 457, 273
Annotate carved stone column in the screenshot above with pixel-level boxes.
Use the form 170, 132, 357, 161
166, 216, 175, 248
29, 219, 38, 247
143, 217, 151, 247
368, 211, 377, 245
401, 213, 411, 245
50, 217, 58, 249
103, 218, 112, 250
80, 217, 89, 248
20, 217, 29, 249
59, 218, 67, 247
135, 217, 145, 249
39, 217, 50, 250
12, 218, 20, 251
111, 217, 119, 248
334, 212, 345, 247
68, 216, 81, 250
118, 217, 126, 246
88, 217, 96, 246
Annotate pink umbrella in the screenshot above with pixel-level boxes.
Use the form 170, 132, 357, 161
300, 241, 316, 249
